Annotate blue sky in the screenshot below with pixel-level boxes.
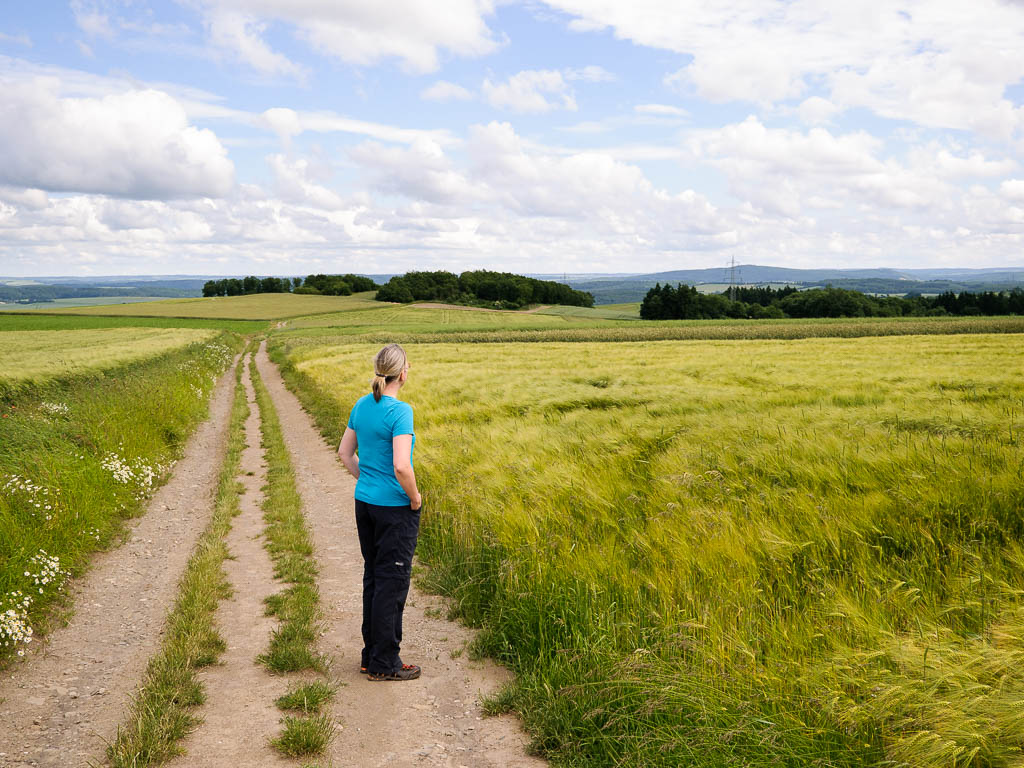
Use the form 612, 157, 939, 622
1, 1, 1023, 276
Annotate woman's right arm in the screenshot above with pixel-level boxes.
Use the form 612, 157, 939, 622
337, 427, 359, 479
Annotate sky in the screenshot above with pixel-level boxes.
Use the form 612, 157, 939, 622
1, 1, 1024, 277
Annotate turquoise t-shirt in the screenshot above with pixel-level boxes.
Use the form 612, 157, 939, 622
347, 393, 415, 506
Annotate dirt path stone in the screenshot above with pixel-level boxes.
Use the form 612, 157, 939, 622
255, 342, 546, 768
169, 354, 290, 768
0, 360, 240, 768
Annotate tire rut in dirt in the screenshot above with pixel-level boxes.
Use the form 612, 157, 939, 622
166, 353, 292, 767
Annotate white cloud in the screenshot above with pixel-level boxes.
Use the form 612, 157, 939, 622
1001, 180, 1024, 202
421, 80, 474, 102
566, 65, 615, 82
797, 97, 838, 126
544, 0, 1024, 138
71, 0, 115, 39
194, 0, 500, 74
0, 31, 31, 46
259, 107, 456, 146
205, 8, 306, 78
268, 154, 348, 210
349, 138, 484, 205
690, 116, 954, 216
482, 70, 577, 113
348, 121, 727, 251
635, 103, 686, 117
0, 79, 234, 199
0, 186, 48, 210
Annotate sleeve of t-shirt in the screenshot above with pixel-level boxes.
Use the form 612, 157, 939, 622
391, 402, 414, 437
346, 400, 359, 430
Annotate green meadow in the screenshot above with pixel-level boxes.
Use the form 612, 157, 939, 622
272, 332, 1024, 768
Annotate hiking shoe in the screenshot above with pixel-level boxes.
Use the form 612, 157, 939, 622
367, 664, 421, 681
359, 665, 368, 674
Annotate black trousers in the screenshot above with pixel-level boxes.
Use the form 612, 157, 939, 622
354, 499, 421, 675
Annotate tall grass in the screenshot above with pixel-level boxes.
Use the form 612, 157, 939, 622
0, 334, 240, 665
271, 334, 1024, 767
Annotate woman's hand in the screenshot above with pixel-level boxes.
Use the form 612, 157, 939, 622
410, 492, 422, 511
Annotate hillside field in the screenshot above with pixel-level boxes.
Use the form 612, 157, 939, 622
273, 331, 1024, 768
44, 291, 379, 320
0, 327, 217, 387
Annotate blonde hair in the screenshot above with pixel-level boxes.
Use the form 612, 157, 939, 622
372, 343, 408, 402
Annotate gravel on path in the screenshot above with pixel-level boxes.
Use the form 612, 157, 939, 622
0, 359, 240, 768
255, 341, 547, 768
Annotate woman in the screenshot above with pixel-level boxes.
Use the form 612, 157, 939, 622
337, 343, 423, 681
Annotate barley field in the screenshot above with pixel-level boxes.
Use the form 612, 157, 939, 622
44, 291, 379, 320
273, 333, 1024, 767
280, 306, 1024, 345
283, 303, 603, 334
0, 327, 216, 386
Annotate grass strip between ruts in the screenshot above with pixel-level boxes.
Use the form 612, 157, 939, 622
106, 353, 249, 767
249, 348, 334, 757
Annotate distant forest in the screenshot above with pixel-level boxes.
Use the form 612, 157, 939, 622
375, 270, 594, 309
640, 284, 1024, 320
202, 273, 378, 297
0, 282, 196, 304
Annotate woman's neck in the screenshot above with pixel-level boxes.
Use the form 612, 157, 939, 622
382, 381, 402, 398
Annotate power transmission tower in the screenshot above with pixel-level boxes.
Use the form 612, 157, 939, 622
727, 256, 740, 301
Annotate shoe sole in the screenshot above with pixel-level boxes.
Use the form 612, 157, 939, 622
367, 668, 421, 681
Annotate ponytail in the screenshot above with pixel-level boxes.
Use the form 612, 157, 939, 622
371, 373, 387, 402
371, 344, 408, 402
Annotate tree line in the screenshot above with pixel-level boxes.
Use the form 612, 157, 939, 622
202, 273, 378, 297
640, 283, 1024, 320
375, 270, 594, 309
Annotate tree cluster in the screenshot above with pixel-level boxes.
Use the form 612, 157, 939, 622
640, 284, 1024, 320
202, 274, 378, 298
929, 289, 1024, 316
375, 270, 594, 309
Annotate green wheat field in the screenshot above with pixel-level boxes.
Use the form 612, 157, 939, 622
273, 330, 1024, 768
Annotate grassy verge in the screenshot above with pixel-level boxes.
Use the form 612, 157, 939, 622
106, 355, 249, 767
249, 349, 334, 758
0, 334, 240, 665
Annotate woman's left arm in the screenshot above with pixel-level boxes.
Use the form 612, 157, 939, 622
337, 427, 359, 479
